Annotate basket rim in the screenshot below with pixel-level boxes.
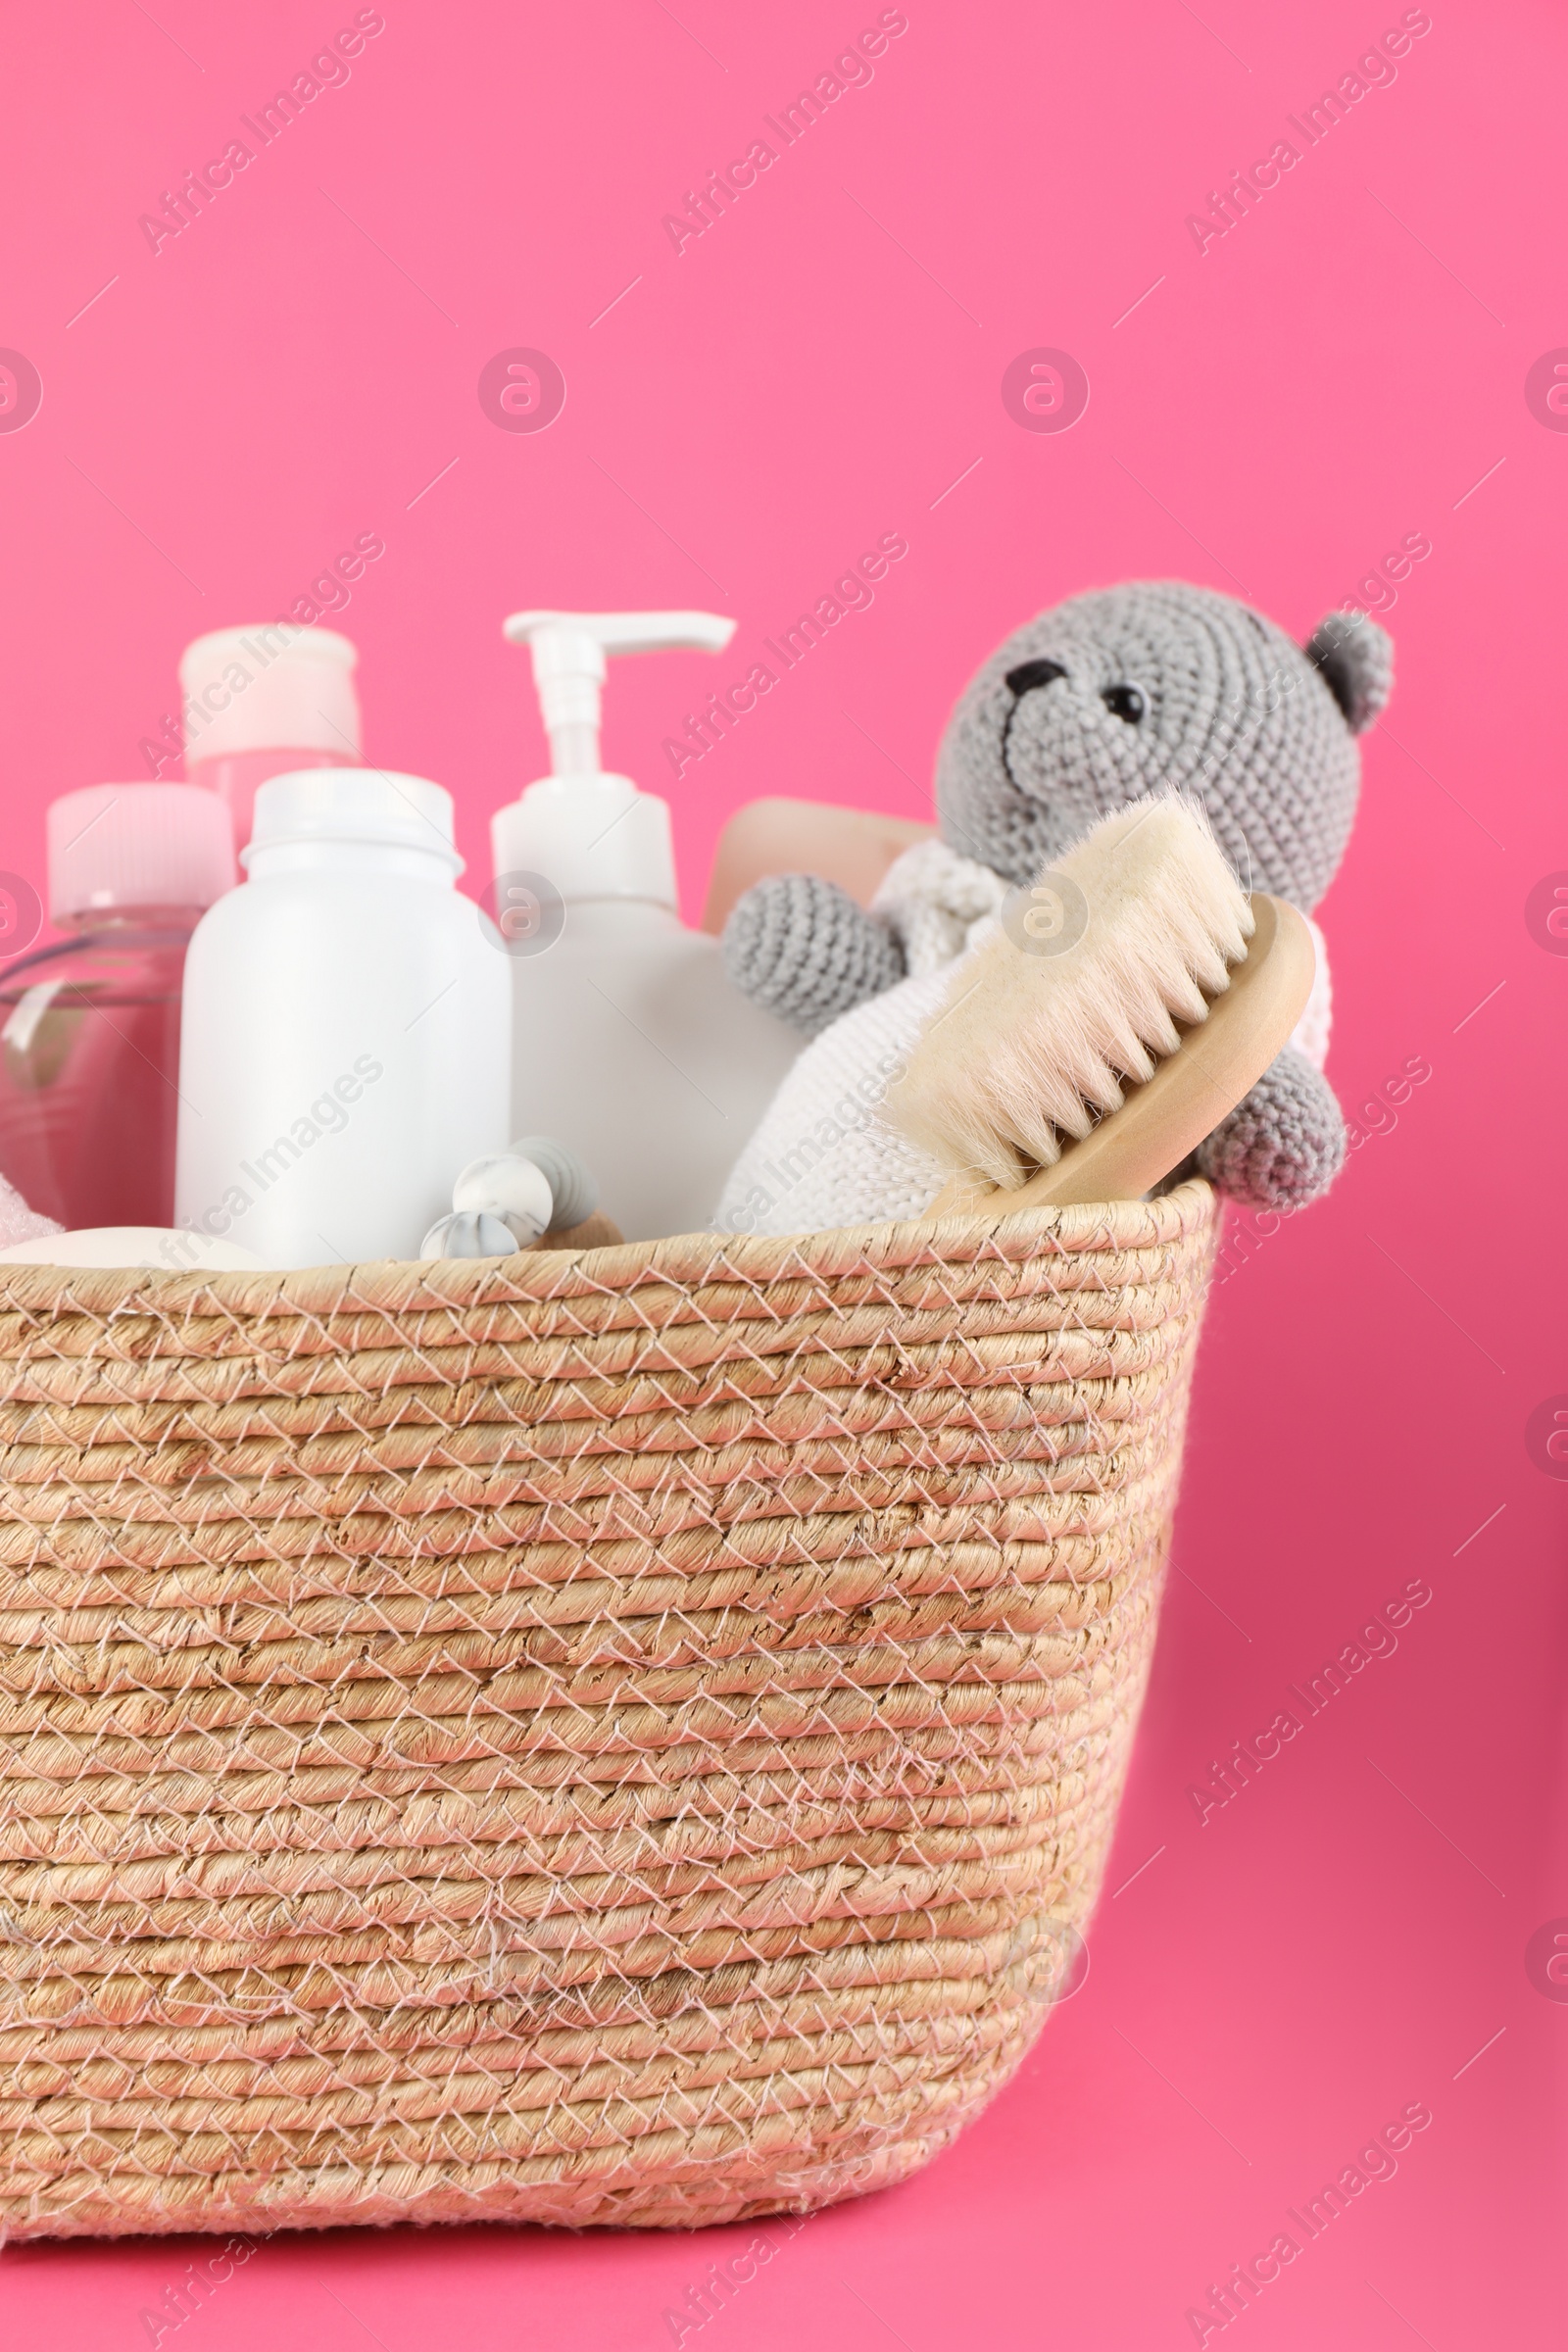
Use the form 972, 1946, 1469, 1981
0, 1178, 1215, 1320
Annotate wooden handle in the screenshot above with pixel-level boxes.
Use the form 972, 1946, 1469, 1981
530, 1211, 625, 1252
930, 893, 1316, 1220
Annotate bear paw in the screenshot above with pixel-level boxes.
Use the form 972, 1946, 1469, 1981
722, 873, 906, 1036
1195, 1046, 1348, 1211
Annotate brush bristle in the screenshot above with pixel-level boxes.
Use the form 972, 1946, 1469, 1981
887, 794, 1254, 1189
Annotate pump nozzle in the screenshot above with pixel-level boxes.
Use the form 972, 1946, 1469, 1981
503, 610, 735, 777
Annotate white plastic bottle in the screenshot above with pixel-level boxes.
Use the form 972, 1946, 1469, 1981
492, 612, 801, 1241
176, 768, 510, 1267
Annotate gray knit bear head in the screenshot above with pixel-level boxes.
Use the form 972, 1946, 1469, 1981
935, 581, 1393, 907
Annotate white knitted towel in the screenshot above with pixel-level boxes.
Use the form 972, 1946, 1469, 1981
713, 843, 1333, 1238
867, 837, 1009, 976
0, 1174, 60, 1250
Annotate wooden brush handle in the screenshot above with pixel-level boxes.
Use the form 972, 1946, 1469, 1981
530, 1212, 625, 1252
932, 893, 1316, 1220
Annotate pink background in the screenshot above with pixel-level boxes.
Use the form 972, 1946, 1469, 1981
1, 0, 1563, 2342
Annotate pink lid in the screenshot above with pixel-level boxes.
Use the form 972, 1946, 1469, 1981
48, 785, 237, 921
179, 624, 361, 765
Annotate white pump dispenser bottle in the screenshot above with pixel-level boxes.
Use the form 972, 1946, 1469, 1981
491, 612, 800, 1242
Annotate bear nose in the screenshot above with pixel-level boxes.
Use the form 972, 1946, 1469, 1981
1004, 659, 1067, 696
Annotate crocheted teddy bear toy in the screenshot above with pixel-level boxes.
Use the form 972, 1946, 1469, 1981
716, 581, 1392, 1233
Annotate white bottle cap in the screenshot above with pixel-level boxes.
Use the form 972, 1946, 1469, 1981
180, 625, 361, 765
48, 784, 237, 920
245, 767, 463, 874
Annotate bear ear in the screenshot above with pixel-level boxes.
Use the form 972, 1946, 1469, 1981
1304, 612, 1394, 734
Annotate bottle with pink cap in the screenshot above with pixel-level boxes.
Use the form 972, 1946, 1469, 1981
0, 784, 235, 1228
179, 623, 362, 849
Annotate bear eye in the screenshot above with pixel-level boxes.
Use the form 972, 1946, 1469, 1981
1101, 683, 1146, 723
1004, 658, 1067, 697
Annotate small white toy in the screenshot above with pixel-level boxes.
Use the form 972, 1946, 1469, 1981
419, 1137, 598, 1261
508, 1135, 598, 1230
419, 1208, 526, 1259
451, 1153, 554, 1242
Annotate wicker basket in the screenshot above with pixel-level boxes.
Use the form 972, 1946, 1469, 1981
0, 1181, 1218, 2241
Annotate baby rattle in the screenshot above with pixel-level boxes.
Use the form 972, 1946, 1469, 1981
420, 1135, 621, 1259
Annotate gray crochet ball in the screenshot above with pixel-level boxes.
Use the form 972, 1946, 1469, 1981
722, 580, 1393, 1213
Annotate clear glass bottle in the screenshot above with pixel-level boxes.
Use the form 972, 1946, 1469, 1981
179, 623, 362, 851
0, 784, 234, 1229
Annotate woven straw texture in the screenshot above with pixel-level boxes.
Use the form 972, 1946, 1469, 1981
0, 1181, 1217, 2242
